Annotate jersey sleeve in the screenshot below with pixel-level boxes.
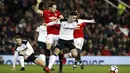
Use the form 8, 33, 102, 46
14, 44, 18, 51
78, 19, 95, 24
47, 20, 61, 26
81, 22, 86, 27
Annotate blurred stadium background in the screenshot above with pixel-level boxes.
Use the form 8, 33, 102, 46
0, 0, 130, 73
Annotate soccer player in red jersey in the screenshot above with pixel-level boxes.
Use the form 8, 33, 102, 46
73, 23, 87, 70
72, 19, 95, 69
34, 0, 64, 72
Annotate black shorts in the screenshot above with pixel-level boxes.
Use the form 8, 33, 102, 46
55, 39, 76, 51
37, 41, 46, 50
25, 53, 37, 63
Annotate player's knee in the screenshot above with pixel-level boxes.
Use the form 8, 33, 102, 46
71, 49, 78, 58
54, 48, 60, 55
34, 58, 45, 67
46, 43, 51, 50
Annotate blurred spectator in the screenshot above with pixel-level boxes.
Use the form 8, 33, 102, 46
101, 45, 111, 56
110, 47, 118, 55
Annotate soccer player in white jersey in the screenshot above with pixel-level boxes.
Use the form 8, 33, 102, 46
34, 23, 47, 54
34, 23, 49, 66
44, 11, 95, 73
12, 36, 46, 71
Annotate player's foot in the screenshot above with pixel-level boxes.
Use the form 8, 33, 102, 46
50, 68, 55, 71
110, 71, 115, 73
72, 65, 76, 70
80, 63, 84, 69
59, 70, 63, 73
20, 67, 25, 71
44, 67, 50, 73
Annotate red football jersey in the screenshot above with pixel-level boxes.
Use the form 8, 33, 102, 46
43, 10, 61, 35
43, 10, 61, 23
74, 23, 86, 38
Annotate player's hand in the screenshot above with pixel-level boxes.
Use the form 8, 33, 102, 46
37, 0, 42, 3
11, 67, 16, 71
91, 19, 95, 23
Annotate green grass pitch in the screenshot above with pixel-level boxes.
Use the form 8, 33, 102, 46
0, 65, 130, 73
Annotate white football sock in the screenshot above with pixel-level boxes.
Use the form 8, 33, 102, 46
48, 55, 57, 69
19, 56, 24, 67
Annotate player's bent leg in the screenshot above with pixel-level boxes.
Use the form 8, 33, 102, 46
71, 49, 78, 58
73, 49, 84, 70
77, 49, 84, 69
45, 43, 51, 66
34, 58, 46, 67
44, 48, 60, 73
46, 35, 54, 67
45, 43, 51, 67
59, 53, 63, 73
49, 48, 60, 67
73, 38, 84, 70
46, 34, 54, 50
34, 54, 46, 67
25, 54, 46, 67
53, 48, 60, 55
19, 56, 25, 71
46, 43, 52, 50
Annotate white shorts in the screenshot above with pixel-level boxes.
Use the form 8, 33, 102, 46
74, 38, 84, 50
46, 34, 59, 46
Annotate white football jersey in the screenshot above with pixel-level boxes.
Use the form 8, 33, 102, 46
48, 19, 95, 40
36, 25, 47, 42
59, 20, 78, 40
16, 40, 34, 56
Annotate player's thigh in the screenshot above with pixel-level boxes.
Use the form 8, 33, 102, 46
37, 41, 46, 50
25, 53, 37, 63
55, 39, 66, 51
46, 34, 55, 45
66, 40, 76, 50
54, 35, 59, 46
74, 38, 84, 50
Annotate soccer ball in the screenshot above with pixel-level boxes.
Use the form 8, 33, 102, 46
109, 65, 118, 73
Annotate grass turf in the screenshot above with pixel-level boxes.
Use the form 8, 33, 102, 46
0, 65, 130, 73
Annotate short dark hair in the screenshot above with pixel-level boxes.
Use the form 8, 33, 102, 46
69, 11, 77, 16
15, 35, 22, 40
48, 2, 56, 7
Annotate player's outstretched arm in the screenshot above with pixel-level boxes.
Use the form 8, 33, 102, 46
11, 51, 18, 70
47, 20, 61, 26
59, 15, 64, 19
78, 19, 95, 24
34, 0, 43, 15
